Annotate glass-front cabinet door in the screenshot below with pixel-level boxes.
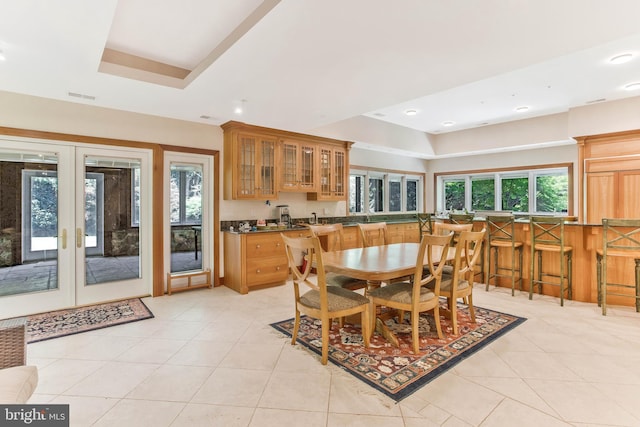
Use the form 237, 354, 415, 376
280, 140, 316, 192
237, 133, 276, 199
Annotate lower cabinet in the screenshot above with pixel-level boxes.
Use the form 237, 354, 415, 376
223, 230, 308, 294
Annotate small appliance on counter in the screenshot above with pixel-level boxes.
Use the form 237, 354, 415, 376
276, 205, 290, 227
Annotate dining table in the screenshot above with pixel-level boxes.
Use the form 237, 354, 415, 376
322, 242, 457, 346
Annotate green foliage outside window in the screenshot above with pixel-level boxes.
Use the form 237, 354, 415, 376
444, 180, 465, 210
536, 175, 568, 212
501, 177, 529, 212
471, 178, 495, 211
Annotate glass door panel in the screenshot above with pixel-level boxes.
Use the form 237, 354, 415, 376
170, 164, 203, 273
75, 147, 152, 306
0, 140, 74, 318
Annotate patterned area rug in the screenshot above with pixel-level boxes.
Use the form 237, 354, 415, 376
27, 298, 154, 343
271, 301, 525, 401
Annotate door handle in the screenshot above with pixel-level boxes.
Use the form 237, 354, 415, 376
61, 228, 67, 250
76, 228, 83, 248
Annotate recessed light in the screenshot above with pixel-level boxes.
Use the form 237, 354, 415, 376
441, 121, 455, 127
0, 51, 5, 61
624, 82, 640, 91
515, 106, 529, 112
610, 53, 633, 64
404, 109, 418, 116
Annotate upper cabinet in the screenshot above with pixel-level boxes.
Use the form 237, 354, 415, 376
577, 129, 640, 223
222, 121, 351, 201
308, 145, 347, 201
279, 139, 317, 192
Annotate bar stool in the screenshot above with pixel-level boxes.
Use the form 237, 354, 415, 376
416, 213, 434, 237
529, 216, 572, 306
596, 218, 640, 316
485, 215, 523, 295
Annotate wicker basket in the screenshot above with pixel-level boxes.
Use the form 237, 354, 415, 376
0, 317, 27, 369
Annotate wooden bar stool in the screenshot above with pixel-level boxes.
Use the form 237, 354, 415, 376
416, 213, 434, 237
596, 218, 640, 316
485, 215, 523, 295
529, 216, 572, 306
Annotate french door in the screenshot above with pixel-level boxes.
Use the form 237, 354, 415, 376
0, 137, 152, 317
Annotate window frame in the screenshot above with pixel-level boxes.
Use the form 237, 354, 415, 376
349, 166, 425, 215
435, 163, 573, 215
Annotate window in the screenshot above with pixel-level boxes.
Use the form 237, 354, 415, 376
170, 166, 202, 225
444, 178, 465, 211
350, 174, 365, 213
349, 169, 424, 214
436, 164, 571, 215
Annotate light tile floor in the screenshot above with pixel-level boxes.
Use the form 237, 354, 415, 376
27, 283, 640, 427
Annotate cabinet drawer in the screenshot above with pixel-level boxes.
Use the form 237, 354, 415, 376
246, 257, 289, 286
246, 234, 286, 258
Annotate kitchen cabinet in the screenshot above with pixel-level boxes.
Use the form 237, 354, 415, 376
223, 229, 309, 294
307, 145, 348, 201
223, 124, 277, 200
578, 130, 640, 223
222, 121, 351, 200
279, 139, 317, 192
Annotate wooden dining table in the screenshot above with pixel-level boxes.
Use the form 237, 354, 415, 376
322, 242, 457, 346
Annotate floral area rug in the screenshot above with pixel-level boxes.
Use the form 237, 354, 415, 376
26, 298, 154, 343
271, 301, 525, 401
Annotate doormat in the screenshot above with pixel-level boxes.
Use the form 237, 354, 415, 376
271, 301, 525, 401
26, 298, 154, 343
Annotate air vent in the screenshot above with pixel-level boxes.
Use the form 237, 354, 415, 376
586, 98, 606, 104
373, 112, 386, 117
68, 92, 95, 101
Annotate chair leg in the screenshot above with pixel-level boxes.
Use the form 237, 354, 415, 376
397, 310, 406, 324
511, 247, 516, 296
635, 259, 640, 313
369, 300, 376, 339
537, 251, 543, 295
450, 300, 458, 336
291, 308, 301, 345
529, 250, 536, 300
518, 247, 524, 291
596, 254, 602, 307
361, 307, 370, 348
433, 305, 443, 340
567, 252, 572, 301
467, 294, 476, 323
321, 315, 329, 365
411, 310, 420, 354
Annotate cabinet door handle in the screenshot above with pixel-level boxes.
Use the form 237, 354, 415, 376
256, 269, 261, 273
276, 266, 281, 271
76, 228, 83, 248
256, 244, 261, 249
276, 242, 281, 247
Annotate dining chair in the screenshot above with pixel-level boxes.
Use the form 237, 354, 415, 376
432, 228, 486, 335
357, 222, 389, 247
416, 213, 434, 238
306, 223, 368, 291
529, 216, 572, 306
597, 218, 640, 315
485, 215, 523, 295
449, 213, 484, 282
368, 232, 453, 353
281, 233, 370, 365
432, 222, 474, 275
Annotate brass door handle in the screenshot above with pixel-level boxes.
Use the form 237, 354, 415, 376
61, 229, 67, 249
76, 228, 83, 248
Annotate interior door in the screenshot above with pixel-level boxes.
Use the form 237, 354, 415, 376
0, 139, 75, 318
164, 152, 213, 288
75, 147, 153, 306
0, 138, 153, 317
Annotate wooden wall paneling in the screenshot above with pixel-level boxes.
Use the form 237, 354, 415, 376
586, 172, 616, 224
620, 171, 640, 218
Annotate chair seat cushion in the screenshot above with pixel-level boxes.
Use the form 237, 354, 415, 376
438, 275, 470, 293
596, 248, 640, 258
300, 286, 369, 311
491, 240, 524, 248
369, 282, 436, 305
0, 365, 38, 404
326, 272, 366, 289
534, 243, 573, 253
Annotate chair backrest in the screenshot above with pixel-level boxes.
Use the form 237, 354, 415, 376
357, 222, 388, 247
486, 215, 517, 246
450, 228, 486, 286
450, 213, 475, 224
414, 232, 454, 297
530, 216, 566, 249
433, 222, 473, 246
306, 223, 345, 252
416, 213, 434, 237
602, 218, 640, 255
281, 233, 328, 301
